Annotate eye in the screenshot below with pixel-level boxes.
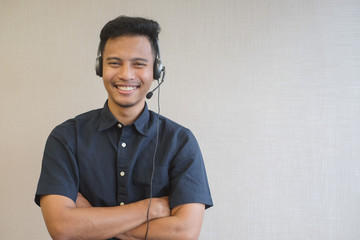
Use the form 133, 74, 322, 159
133, 62, 147, 68
108, 61, 121, 67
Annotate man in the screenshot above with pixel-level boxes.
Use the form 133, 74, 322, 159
35, 16, 213, 240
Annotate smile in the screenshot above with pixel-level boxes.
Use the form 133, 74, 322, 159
116, 86, 137, 91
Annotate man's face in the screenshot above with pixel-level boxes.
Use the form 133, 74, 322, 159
102, 35, 154, 112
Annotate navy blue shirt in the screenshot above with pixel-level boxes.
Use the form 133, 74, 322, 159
35, 101, 213, 211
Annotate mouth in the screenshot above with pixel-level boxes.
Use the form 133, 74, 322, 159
113, 84, 139, 94
116, 86, 137, 91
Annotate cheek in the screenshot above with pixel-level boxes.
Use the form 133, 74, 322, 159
140, 69, 154, 83
102, 77, 111, 91
102, 72, 115, 92
102, 68, 116, 81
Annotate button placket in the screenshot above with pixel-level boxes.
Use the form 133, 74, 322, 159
117, 127, 130, 210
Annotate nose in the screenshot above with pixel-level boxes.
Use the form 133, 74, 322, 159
118, 63, 135, 80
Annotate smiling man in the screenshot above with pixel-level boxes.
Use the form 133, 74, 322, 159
35, 16, 213, 240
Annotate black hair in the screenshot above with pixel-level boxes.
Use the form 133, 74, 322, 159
99, 16, 161, 58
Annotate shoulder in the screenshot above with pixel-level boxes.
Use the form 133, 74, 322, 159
151, 112, 194, 137
149, 111, 199, 149
50, 108, 102, 139
74, 108, 103, 125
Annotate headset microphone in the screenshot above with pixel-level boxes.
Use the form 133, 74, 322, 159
146, 66, 165, 99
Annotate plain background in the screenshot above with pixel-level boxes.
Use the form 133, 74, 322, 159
1, 0, 360, 239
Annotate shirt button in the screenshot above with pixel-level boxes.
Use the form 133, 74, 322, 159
120, 171, 125, 177
117, 123, 122, 128
120, 202, 125, 206
121, 142, 126, 148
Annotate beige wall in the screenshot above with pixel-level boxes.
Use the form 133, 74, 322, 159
1, 0, 360, 239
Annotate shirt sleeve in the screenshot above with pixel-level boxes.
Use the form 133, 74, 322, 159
168, 128, 213, 209
34, 120, 79, 206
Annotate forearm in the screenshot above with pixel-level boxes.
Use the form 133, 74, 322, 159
40, 195, 160, 240
117, 216, 187, 240
117, 203, 205, 240
52, 205, 148, 239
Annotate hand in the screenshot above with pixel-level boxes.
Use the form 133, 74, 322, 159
148, 196, 170, 220
75, 192, 92, 208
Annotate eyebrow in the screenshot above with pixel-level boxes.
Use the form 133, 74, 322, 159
105, 57, 149, 62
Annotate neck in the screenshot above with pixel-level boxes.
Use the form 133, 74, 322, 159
107, 100, 145, 126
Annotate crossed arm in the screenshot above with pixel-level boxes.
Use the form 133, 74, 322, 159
40, 194, 205, 240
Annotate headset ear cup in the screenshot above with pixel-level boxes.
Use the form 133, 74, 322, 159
153, 59, 163, 79
95, 57, 103, 77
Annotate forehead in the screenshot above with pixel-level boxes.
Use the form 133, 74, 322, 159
103, 35, 153, 58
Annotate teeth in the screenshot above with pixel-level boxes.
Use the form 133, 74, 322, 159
117, 86, 136, 91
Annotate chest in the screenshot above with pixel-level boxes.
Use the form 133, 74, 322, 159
75, 129, 171, 206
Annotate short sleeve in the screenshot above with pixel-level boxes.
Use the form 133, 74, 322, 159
168, 129, 213, 209
34, 120, 79, 206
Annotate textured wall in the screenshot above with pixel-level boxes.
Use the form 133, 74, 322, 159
1, 0, 359, 239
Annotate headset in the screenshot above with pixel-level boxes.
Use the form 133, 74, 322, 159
95, 37, 165, 83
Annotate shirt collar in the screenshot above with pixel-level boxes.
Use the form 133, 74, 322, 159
98, 100, 118, 131
133, 103, 150, 136
98, 100, 149, 136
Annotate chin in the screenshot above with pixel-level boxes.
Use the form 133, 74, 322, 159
113, 98, 145, 109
